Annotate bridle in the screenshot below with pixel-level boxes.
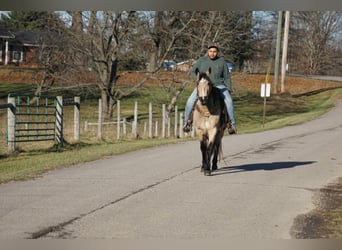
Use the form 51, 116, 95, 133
196, 70, 212, 105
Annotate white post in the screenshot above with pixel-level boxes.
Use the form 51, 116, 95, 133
174, 105, 178, 138
74, 96, 80, 141
179, 112, 184, 138
123, 118, 127, 135
148, 102, 152, 138
117, 100, 121, 140
133, 101, 138, 138
281, 11, 290, 93
162, 104, 166, 138
55, 96, 64, 144
155, 121, 158, 137
98, 98, 102, 139
143, 121, 147, 137
5, 40, 8, 65
7, 97, 16, 152
167, 117, 170, 138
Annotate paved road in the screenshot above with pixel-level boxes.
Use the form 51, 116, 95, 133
289, 74, 342, 82
0, 101, 342, 239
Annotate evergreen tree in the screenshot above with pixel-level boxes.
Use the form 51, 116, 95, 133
0, 11, 62, 31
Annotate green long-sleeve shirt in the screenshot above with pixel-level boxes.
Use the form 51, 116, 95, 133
190, 55, 232, 91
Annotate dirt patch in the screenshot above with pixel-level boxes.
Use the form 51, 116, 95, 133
1, 67, 341, 96
291, 177, 342, 238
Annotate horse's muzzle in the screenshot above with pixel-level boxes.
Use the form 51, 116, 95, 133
199, 96, 208, 105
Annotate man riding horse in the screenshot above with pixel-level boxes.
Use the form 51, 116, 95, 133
183, 42, 237, 135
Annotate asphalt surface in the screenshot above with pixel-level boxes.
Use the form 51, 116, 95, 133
0, 100, 342, 239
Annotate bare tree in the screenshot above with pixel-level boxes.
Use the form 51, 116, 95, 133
291, 11, 342, 74
138, 11, 197, 115
61, 11, 197, 121
54, 11, 255, 123
30, 13, 72, 98
61, 11, 139, 121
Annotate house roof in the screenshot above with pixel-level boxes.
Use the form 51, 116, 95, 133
0, 26, 15, 39
13, 31, 41, 46
0, 26, 44, 46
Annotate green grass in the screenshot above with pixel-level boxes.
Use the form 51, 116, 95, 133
0, 138, 185, 183
235, 89, 342, 133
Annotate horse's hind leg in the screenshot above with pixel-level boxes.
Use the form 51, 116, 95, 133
212, 147, 218, 171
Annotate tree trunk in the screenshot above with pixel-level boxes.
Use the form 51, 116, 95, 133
100, 89, 115, 122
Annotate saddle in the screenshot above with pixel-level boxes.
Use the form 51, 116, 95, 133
189, 96, 230, 130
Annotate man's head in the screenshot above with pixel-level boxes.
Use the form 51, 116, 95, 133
207, 42, 219, 60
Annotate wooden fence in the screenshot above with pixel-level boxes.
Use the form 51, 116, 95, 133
84, 99, 193, 140
1, 96, 193, 153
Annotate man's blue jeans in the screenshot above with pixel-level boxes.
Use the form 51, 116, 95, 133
184, 85, 236, 126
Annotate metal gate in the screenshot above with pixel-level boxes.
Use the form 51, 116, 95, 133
8, 94, 60, 143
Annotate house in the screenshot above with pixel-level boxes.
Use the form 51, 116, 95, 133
0, 27, 41, 67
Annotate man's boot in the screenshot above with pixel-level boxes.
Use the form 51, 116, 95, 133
183, 120, 192, 133
227, 122, 236, 134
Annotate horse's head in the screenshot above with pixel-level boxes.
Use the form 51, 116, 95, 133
196, 68, 212, 105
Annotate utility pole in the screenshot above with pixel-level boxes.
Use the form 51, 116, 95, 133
281, 11, 290, 93
274, 11, 283, 94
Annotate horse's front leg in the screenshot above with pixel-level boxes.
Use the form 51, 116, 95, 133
207, 127, 218, 172
200, 140, 211, 175
207, 142, 216, 172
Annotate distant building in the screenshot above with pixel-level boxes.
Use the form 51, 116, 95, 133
0, 27, 42, 67
175, 59, 195, 72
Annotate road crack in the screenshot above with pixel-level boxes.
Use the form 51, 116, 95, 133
29, 166, 198, 239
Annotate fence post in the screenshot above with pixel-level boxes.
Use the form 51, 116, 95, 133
98, 98, 102, 139
143, 121, 147, 137
123, 118, 127, 135
167, 117, 170, 138
117, 100, 121, 140
133, 101, 138, 138
179, 112, 184, 138
162, 104, 166, 138
155, 121, 158, 137
174, 105, 178, 138
7, 96, 16, 152
148, 102, 152, 138
84, 121, 88, 132
55, 96, 64, 144
74, 96, 80, 142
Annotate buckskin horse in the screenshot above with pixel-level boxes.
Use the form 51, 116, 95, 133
192, 68, 227, 175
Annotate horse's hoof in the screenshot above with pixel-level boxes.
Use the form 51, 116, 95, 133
204, 170, 211, 176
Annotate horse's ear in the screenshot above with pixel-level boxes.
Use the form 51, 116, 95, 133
206, 67, 211, 76
195, 68, 200, 80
